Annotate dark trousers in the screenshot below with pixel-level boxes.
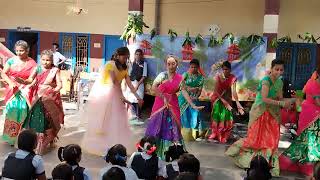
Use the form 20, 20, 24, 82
131, 103, 141, 118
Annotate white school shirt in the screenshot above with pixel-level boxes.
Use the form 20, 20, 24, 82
3, 149, 45, 175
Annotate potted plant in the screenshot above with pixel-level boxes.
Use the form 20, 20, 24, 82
120, 13, 149, 42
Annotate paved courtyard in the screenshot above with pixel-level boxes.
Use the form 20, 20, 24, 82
0, 102, 306, 179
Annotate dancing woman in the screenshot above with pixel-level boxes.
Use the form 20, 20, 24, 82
1, 40, 37, 145
225, 59, 291, 176
145, 55, 204, 159
280, 69, 320, 176
81, 47, 142, 156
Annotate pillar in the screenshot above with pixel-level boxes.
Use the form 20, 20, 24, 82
263, 0, 280, 69
129, 0, 144, 15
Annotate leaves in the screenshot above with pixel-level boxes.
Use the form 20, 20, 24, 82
223, 33, 235, 44
168, 29, 178, 42
120, 14, 149, 42
150, 28, 157, 40
208, 34, 224, 48
278, 35, 292, 43
195, 33, 204, 47
247, 34, 265, 45
297, 32, 320, 43
182, 31, 193, 47
271, 37, 278, 49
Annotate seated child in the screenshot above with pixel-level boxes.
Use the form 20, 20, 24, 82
178, 153, 201, 176
1, 129, 47, 180
244, 155, 272, 180
99, 144, 138, 180
102, 167, 126, 180
128, 136, 165, 180
58, 144, 91, 180
51, 163, 73, 180
159, 144, 187, 180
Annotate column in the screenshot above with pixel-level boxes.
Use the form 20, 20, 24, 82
129, 0, 144, 15
263, 0, 280, 68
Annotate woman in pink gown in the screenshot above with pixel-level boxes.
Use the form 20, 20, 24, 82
81, 47, 143, 156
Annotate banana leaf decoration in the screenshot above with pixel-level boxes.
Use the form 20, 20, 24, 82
247, 34, 265, 45
150, 28, 157, 40
270, 37, 278, 49
278, 35, 292, 43
208, 35, 224, 48
298, 32, 320, 43
120, 14, 149, 42
222, 33, 235, 44
168, 29, 178, 42
182, 31, 193, 47
195, 33, 204, 46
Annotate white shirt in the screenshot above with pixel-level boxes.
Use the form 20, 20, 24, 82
53, 51, 67, 66
99, 164, 139, 180
127, 152, 165, 176
3, 149, 45, 175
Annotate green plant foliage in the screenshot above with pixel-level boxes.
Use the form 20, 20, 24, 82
150, 28, 157, 40
237, 34, 264, 61
168, 29, 178, 42
182, 31, 192, 47
195, 34, 204, 47
223, 33, 235, 44
298, 32, 320, 43
208, 35, 224, 48
120, 14, 149, 41
278, 36, 292, 43
151, 38, 165, 60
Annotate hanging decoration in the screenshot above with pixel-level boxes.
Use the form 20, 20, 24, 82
67, 0, 88, 15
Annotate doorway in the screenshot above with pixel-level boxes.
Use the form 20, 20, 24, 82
8, 31, 39, 61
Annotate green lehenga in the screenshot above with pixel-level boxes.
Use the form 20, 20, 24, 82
282, 119, 320, 163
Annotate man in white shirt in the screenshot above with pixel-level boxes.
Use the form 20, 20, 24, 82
52, 43, 70, 69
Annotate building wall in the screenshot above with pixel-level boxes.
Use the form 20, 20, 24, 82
157, 0, 264, 36
1, 0, 320, 39
39, 31, 59, 52
278, 0, 320, 41
0, 0, 129, 35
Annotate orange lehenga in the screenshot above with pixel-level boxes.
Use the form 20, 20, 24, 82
225, 76, 283, 176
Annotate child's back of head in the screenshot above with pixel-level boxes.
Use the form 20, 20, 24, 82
58, 144, 86, 180
131, 136, 159, 179
102, 167, 126, 180
165, 144, 187, 162
18, 129, 38, 152
58, 144, 82, 166
178, 153, 200, 175
245, 155, 272, 180
136, 136, 157, 156
175, 172, 198, 180
104, 144, 128, 167
52, 163, 73, 180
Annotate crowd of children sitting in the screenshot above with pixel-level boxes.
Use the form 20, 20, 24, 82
1, 129, 320, 180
